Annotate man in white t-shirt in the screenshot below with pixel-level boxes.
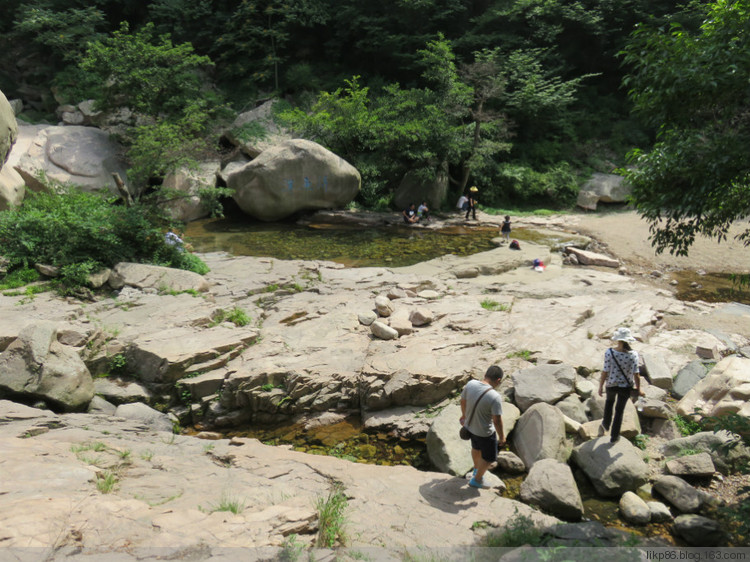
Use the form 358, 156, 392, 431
460, 365, 505, 488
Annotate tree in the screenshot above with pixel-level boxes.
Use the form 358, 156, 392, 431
621, 0, 750, 255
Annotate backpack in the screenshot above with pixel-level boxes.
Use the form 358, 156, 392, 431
509, 240, 520, 250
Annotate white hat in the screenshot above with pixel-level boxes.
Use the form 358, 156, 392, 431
611, 327, 636, 343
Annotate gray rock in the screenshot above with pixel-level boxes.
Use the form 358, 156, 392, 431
565, 247, 619, 268
673, 514, 728, 546
13, 125, 130, 196
639, 398, 672, 419
409, 308, 433, 327
580, 173, 631, 204
652, 475, 703, 513
666, 452, 715, 477
387, 287, 408, 300
618, 491, 650, 525
511, 364, 576, 411
651, 418, 682, 440
425, 403, 473, 476
520, 458, 583, 520
222, 100, 292, 159
660, 431, 750, 474
672, 360, 708, 399
496, 451, 526, 474
108, 262, 208, 293
513, 403, 569, 469
677, 356, 750, 418
115, 402, 173, 432
0, 322, 94, 411
0, 89, 17, 167
370, 321, 399, 340
555, 394, 588, 423
374, 295, 394, 317
393, 164, 449, 212
641, 351, 673, 389
161, 161, 220, 223
575, 378, 595, 400
388, 311, 414, 336
571, 437, 649, 497
358, 311, 377, 326
576, 190, 599, 211
87, 395, 117, 415
93, 377, 152, 405
647, 501, 673, 522
229, 139, 360, 222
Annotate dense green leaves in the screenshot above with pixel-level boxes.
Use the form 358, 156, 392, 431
621, 0, 750, 254
0, 188, 208, 288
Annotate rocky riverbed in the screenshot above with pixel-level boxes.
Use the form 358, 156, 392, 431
1, 212, 749, 557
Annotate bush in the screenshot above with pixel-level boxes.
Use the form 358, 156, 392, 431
0, 187, 208, 288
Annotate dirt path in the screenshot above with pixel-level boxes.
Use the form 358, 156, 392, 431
558, 210, 750, 274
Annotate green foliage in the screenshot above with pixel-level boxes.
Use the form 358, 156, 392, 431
621, 0, 750, 255
212, 307, 251, 327
480, 299, 509, 312
673, 414, 703, 437
315, 483, 348, 547
633, 434, 649, 450
210, 492, 246, 514
96, 470, 118, 494
80, 22, 213, 118
280, 534, 305, 562
0, 267, 40, 290
484, 510, 544, 547
0, 187, 208, 290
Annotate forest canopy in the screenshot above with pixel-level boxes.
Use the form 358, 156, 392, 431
5, 0, 743, 241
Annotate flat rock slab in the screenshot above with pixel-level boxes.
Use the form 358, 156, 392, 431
566, 247, 619, 268
0, 403, 558, 551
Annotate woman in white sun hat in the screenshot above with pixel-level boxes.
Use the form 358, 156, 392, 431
598, 327, 643, 443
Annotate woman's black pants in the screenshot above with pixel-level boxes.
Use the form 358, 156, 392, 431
602, 386, 631, 441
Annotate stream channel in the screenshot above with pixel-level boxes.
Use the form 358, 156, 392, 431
184, 214, 742, 543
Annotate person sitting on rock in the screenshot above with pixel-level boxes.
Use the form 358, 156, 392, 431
417, 201, 430, 223
403, 203, 419, 224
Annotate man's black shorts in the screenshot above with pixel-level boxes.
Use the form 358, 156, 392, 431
469, 432, 498, 463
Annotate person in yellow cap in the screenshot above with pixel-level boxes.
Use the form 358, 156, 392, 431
465, 186, 478, 221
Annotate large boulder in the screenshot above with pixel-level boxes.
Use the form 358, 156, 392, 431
575, 173, 631, 211
393, 163, 449, 211
672, 360, 709, 399
425, 403, 473, 476
108, 263, 209, 293
0, 89, 17, 167
660, 431, 750, 474
652, 475, 704, 513
513, 403, 569, 469
0, 322, 94, 411
676, 355, 750, 418
520, 458, 583, 521
0, 90, 22, 210
160, 161, 220, 223
114, 402, 173, 432
12, 125, 130, 196
619, 491, 651, 525
222, 100, 292, 159
641, 351, 673, 390
228, 139, 360, 221
511, 364, 576, 411
571, 437, 649, 497
672, 515, 728, 546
